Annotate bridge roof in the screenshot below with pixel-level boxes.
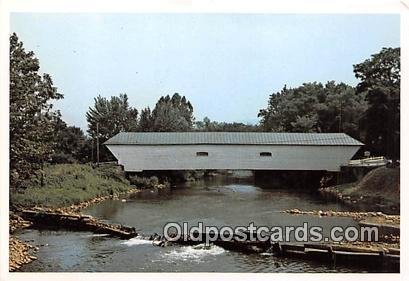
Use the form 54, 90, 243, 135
104, 132, 363, 146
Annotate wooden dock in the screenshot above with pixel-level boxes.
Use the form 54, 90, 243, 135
278, 242, 399, 271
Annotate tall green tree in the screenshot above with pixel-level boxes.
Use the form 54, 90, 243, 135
258, 82, 367, 139
51, 118, 91, 163
86, 94, 138, 161
149, 93, 194, 131
138, 107, 153, 132
353, 47, 400, 160
10, 33, 63, 188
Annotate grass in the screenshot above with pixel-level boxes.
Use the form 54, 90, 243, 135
332, 166, 400, 214
10, 164, 133, 208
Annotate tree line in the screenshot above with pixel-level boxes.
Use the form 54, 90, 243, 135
10, 33, 400, 188
258, 47, 400, 161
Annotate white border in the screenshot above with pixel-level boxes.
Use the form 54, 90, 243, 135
0, 1, 407, 281
4, 0, 406, 13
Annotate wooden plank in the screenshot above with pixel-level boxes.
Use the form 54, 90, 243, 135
281, 243, 305, 252
304, 243, 332, 251
333, 250, 382, 266
305, 248, 333, 262
332, 245, 384, 254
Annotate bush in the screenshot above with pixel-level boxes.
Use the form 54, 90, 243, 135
129, 175, 160, 189
49, 153, 77, 164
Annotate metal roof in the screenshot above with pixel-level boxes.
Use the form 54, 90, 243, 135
104, 132, 364, 146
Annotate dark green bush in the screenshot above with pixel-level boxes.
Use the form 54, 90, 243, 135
129, 175, 160, 189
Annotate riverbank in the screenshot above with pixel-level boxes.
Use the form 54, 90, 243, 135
9, 214, 35, 271
9, 197, 145, 272
319, 166, 400, 214
9, 163, 159, 271
9, 237, 38, 271
10, 164, 135, 208
9, 189, 144, 272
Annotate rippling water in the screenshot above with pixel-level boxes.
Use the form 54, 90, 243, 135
17, 174, 369, 272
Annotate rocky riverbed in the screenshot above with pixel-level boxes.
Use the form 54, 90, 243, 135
283, 208, 400, 224
283, 208, 400, 247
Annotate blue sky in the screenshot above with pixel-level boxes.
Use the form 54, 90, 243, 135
11, 14, 399, 131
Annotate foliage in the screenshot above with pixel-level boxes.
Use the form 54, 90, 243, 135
148, 93, 194, 131
353, 47, 400, 160
10, 33, 63, 188
195, 117, 259, 132
51, 118, 92, 164
129, 175, 159, 189
10, 164, 132, 207
138, 107, 153, 132
86, 93, 138, 161
258, 82, 367, 139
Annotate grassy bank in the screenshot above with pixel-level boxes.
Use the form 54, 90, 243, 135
319, 166, 400, 214
10, 164, 133, 208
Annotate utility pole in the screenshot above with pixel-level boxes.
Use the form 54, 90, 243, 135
339, 99, 342, 133
96, 122, 100, 165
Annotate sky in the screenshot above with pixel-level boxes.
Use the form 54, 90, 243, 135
10, 14, 400, 132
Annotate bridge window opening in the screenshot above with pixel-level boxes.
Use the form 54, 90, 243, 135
260, 152, 272, 157
196, 152, 209, 157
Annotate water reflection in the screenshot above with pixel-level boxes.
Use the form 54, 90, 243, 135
85, 174, 352, 235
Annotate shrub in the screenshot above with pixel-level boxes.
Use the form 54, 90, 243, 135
129, 175, 159, 189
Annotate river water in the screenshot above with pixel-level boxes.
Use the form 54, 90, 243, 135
17, 173, 369, 272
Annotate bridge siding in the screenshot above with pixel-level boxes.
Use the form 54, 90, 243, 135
106, 144, 360, 172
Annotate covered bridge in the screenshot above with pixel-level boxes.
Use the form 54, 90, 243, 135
104, 132, 363, 172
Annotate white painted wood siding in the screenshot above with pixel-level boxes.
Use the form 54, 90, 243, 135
106, 144, 360, 172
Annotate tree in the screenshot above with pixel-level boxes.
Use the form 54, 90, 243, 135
150, 93, 194, 131
353, 47, 400, 160
138, 107, 153, 132
86, 94, 138, 161
290, 115, 317, 133
10, 33, 63, 188
258, 81, 367, 139
51, 118, 91, 163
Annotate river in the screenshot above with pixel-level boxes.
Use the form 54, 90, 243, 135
17, 173, 370, 272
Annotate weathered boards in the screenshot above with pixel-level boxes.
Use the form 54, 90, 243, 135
18, 210, 137, 239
